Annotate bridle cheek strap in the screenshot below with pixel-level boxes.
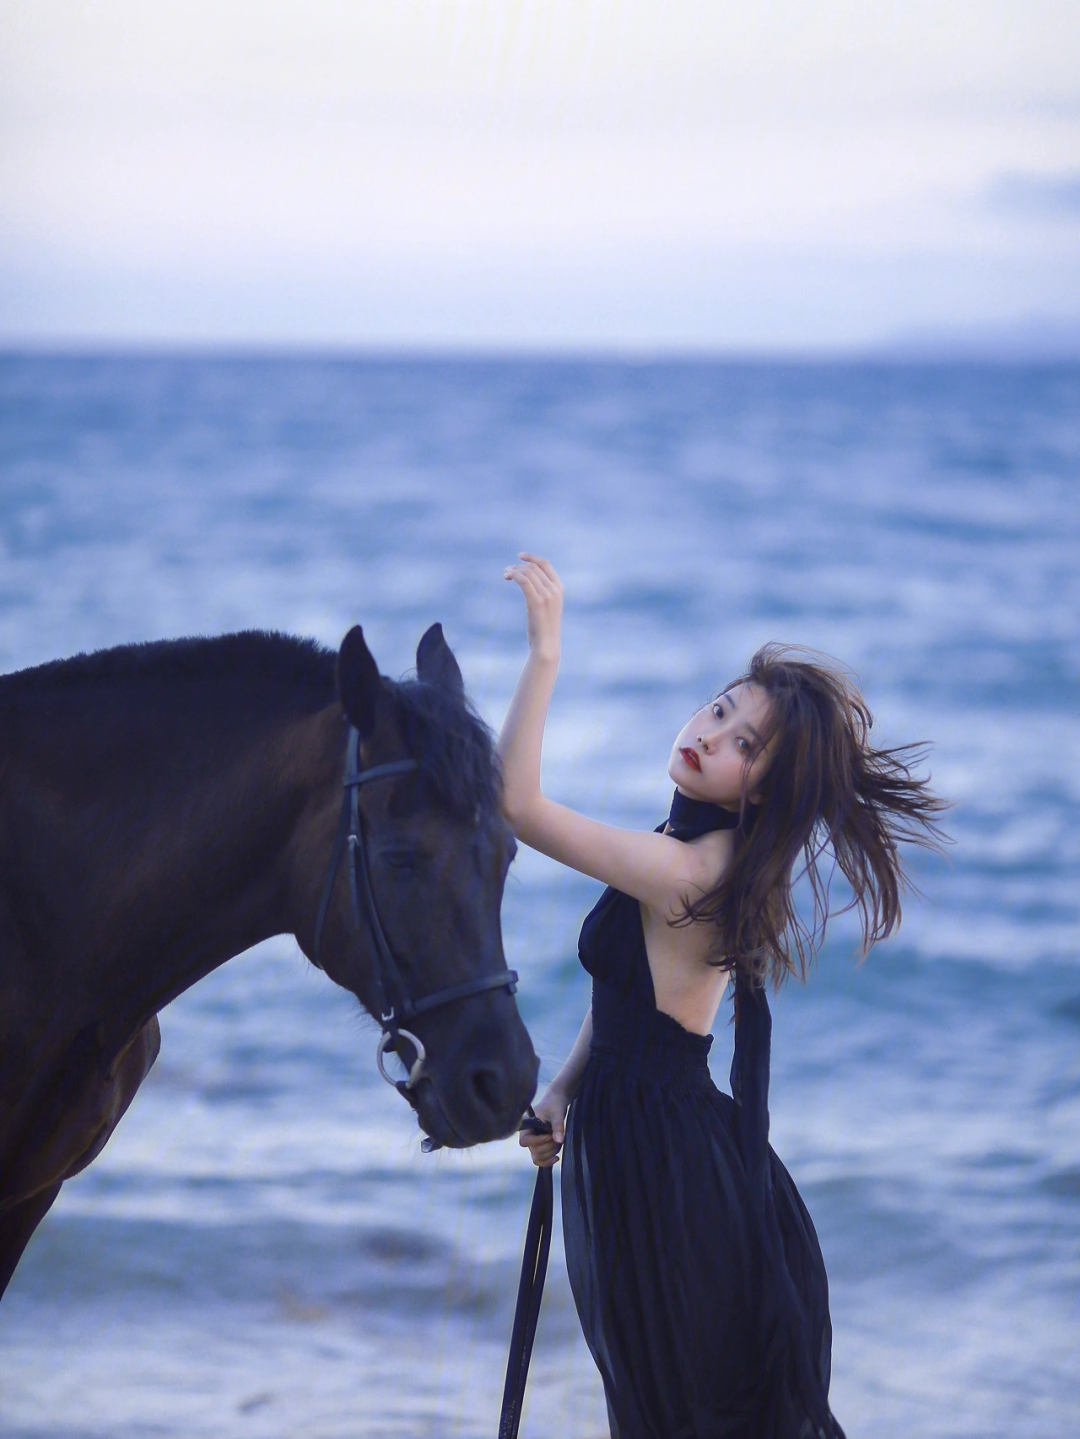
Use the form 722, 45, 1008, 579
310, 726, 518, 1092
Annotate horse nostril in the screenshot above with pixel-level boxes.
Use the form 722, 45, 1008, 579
467, 1064, 505, 1118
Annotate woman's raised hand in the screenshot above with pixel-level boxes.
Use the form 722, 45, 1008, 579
518, 1087, 568, 1168
504, 553, 563, 664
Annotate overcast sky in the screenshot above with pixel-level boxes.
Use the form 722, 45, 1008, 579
1, 0, 1078, 349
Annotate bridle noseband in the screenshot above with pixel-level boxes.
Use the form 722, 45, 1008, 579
312, 726, 518, 1094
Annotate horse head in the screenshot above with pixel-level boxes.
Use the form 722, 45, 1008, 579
303, 622, 538, 1150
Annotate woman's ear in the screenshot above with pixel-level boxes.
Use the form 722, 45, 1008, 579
746, 773, 769, 806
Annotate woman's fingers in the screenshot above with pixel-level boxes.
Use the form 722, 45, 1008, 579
526, 1142, 560, 1168
504, 566, 548, 601
506, 567, 551, 600
506, 555, 561, 595
505, 564, 559, 614
507, 572, 549, 614
518, 1127, 562, 1167
518, 553, 562, 588
518, 1127, 557, 1151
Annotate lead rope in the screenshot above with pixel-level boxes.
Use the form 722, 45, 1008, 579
498, 1113, 554, 1439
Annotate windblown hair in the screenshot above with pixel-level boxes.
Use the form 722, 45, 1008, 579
678, 643, 949, 987
392, 679, 500, 822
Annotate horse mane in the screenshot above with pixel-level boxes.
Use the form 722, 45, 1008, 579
0, 631, 337, 707
1, 630, 500, 819
391, 679, 500, 822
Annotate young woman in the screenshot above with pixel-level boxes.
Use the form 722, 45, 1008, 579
498, 554, 946, 1439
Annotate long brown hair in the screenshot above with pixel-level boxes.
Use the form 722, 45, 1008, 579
677, 643, 949, 986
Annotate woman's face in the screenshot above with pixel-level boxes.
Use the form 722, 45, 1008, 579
667, 682, 774, 810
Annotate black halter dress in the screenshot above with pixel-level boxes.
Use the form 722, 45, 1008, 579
561, 794, 845, 1439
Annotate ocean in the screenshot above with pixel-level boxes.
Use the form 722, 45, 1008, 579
0, 353, 1077, 1438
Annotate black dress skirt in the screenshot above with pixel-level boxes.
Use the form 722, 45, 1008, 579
562, 884, 846, 1439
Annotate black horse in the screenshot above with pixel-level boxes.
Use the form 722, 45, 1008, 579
0, 621, 538, 1299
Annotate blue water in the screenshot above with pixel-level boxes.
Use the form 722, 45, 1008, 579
1, 354, 1078, 1438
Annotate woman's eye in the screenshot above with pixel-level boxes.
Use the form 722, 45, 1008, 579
712, 702, 724, 718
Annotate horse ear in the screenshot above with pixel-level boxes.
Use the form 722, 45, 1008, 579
337, 625, 384, 736
416, 623, 464, 698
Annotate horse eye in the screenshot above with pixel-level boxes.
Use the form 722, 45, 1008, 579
382, 850, 422, 872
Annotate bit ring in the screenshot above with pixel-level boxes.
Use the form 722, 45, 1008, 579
376, 1029, 427, 1090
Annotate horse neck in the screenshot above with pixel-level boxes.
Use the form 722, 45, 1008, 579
0, 683, 342, 1057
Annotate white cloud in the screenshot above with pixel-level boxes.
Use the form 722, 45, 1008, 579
1, 0, 1078, 347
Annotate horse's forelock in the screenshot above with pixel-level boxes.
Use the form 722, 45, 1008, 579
391, 679, 499, 822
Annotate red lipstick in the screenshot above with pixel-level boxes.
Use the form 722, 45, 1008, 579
680, 747, 701, 773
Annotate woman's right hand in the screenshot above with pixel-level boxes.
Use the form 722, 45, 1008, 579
504, 553, 563, 664
518, 1087, 569, 1168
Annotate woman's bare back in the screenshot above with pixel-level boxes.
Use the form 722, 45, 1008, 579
640, 827, 733, 1034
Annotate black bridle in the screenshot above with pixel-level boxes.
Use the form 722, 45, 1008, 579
312, 725, 519, 1094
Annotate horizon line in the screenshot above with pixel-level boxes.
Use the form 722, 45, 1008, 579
3, 335, 1080, 365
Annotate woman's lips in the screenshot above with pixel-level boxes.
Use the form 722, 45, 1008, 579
680, 747, 702, 773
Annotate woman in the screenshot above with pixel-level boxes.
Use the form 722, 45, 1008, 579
499, 554, 946, 1439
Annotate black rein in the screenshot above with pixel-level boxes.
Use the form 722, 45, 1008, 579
498, 1115, 555, 1439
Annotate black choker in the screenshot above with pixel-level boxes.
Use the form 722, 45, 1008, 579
666, 789, 741, 841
